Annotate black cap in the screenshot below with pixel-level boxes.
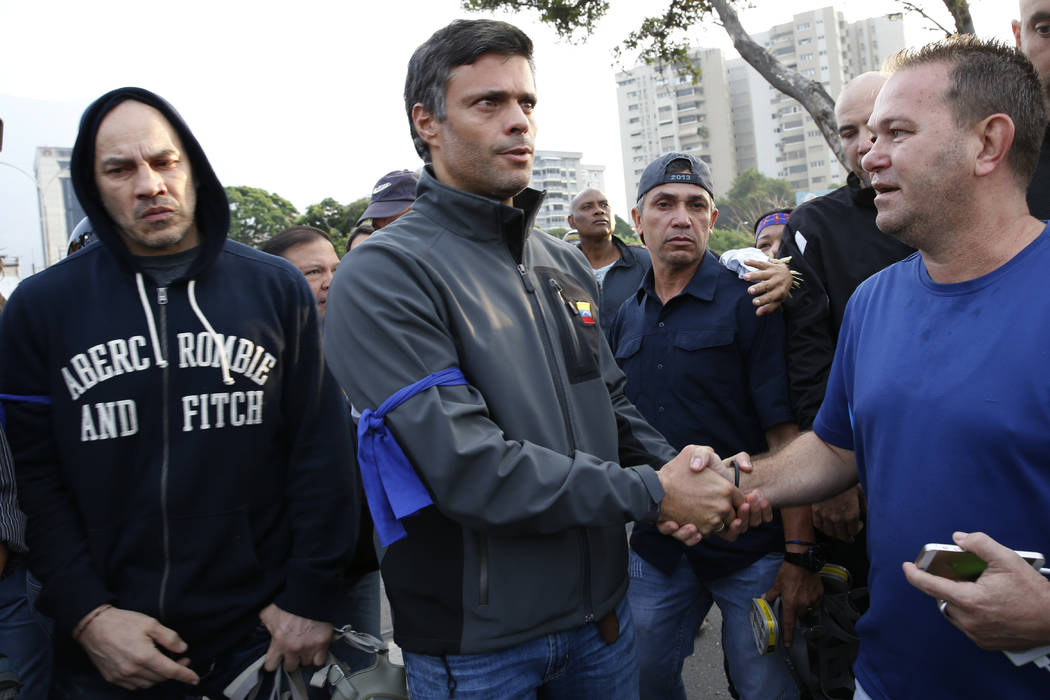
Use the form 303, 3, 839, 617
636, 152, 714, 202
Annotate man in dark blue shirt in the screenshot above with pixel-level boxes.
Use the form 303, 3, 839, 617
610, 153, 813, 700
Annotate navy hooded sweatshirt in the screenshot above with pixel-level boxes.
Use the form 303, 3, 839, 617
0, 87, 357, 667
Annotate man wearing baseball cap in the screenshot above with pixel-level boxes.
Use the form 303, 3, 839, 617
356, 170, 419, 229
609, 153, 808, 700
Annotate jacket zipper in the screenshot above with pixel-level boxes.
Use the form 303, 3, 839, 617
520, 264, 593, 623
478, 534, 489, 606
517, 264, 574, 452
156, 286, 172, 620
548, 279, 588, 370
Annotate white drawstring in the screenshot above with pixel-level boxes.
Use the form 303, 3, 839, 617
135, 273, 168, 368
187, 280, 235, 386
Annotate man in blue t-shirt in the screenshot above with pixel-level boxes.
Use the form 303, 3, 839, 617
714, 37, 1050, 699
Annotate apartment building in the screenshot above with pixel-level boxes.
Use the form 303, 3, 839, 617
615, 7, 905, 202
616, 47, 735, 206
528, 150, 606, 232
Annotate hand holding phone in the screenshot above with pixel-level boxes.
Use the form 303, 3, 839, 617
915, 543, 1044, 582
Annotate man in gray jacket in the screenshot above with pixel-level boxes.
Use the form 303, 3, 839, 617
323, 19, 765, 699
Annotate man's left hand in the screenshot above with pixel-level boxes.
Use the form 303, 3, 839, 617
744, 259, 792, 316
764, 562, 823, 646
902, 531, 1050, 651
259, 604, 333, 672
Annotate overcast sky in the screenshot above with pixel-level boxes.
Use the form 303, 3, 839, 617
0, 0, 1012, 273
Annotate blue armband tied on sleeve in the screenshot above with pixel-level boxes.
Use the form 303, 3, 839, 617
357, 367, 467, 546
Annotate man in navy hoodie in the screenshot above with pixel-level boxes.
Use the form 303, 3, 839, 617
0, 88, 357, 696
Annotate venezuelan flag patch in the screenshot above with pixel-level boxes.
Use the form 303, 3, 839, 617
576, 301, 595, 325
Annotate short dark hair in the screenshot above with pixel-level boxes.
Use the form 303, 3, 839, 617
261, 226, 330, 258
346, 222, 375, 249
404, 19, 534, 161
887, 35, 1046, 187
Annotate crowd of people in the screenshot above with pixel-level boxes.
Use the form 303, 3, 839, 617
1, 3, 1050, 699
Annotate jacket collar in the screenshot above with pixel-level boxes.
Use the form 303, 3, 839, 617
411, 166, 546, 261
610, 236, 644, 268
637, 249, 720, 305
847, 171, 876, 209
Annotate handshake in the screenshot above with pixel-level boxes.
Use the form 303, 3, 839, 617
655, 445, 770, 546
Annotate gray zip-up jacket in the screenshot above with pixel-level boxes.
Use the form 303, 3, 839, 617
324, 167, 675, 655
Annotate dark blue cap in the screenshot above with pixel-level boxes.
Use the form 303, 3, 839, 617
636, 152, 714, 202
358, 170, 419, 224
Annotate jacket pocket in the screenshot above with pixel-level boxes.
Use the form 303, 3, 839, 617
672, 328, 735, 351
534, 267, 602, 384
613, 336, 642, 362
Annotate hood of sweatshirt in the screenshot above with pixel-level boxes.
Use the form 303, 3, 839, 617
70, 86, 230, 280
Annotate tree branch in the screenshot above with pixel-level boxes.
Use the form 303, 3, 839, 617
709, 0, 844, 170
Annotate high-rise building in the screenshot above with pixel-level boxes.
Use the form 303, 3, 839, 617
616, 7, 906, 202
846, 13, 905, 75
35, 146, 85, 267
528, 150, 606, 232
616, 48, 735, 207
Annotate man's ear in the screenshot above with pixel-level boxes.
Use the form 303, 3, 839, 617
567, 214, 576, 229
972, 113, 1015, 179
1012, 19, 1022, 50
412, 103, 440, 149
631, 206, 645, 246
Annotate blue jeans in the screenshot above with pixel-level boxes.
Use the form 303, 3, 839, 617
629, 551, 798, 700
403, 596, 637, 699
0, 562, 53, 700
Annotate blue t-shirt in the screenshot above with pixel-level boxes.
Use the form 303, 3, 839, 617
611, 251, 795, 580
814, 224, 1050, 698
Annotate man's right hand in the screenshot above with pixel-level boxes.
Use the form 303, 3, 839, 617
78, 606, 200, 690
657, 445, 744, 541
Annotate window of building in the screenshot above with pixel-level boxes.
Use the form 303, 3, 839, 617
678, 114, 697, 124
629, 117, 640, 124
659, 105, 672, 113
796, 22, 811, 30
628, 104, 640, 111
676, 87, 695, 97
659, 119, 673, 126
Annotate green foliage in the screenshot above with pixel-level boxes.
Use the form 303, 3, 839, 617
545, 226, 570, 238
297, 198, 353, 238
715, 169, 795, 233
614, 215, 640, 245
346, 197, 370, 230
463, 0, 610, 39
707, 228, 755, 256
226, 186, 298, 248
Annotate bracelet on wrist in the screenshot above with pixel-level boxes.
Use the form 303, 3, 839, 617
73, 604, 112, 641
